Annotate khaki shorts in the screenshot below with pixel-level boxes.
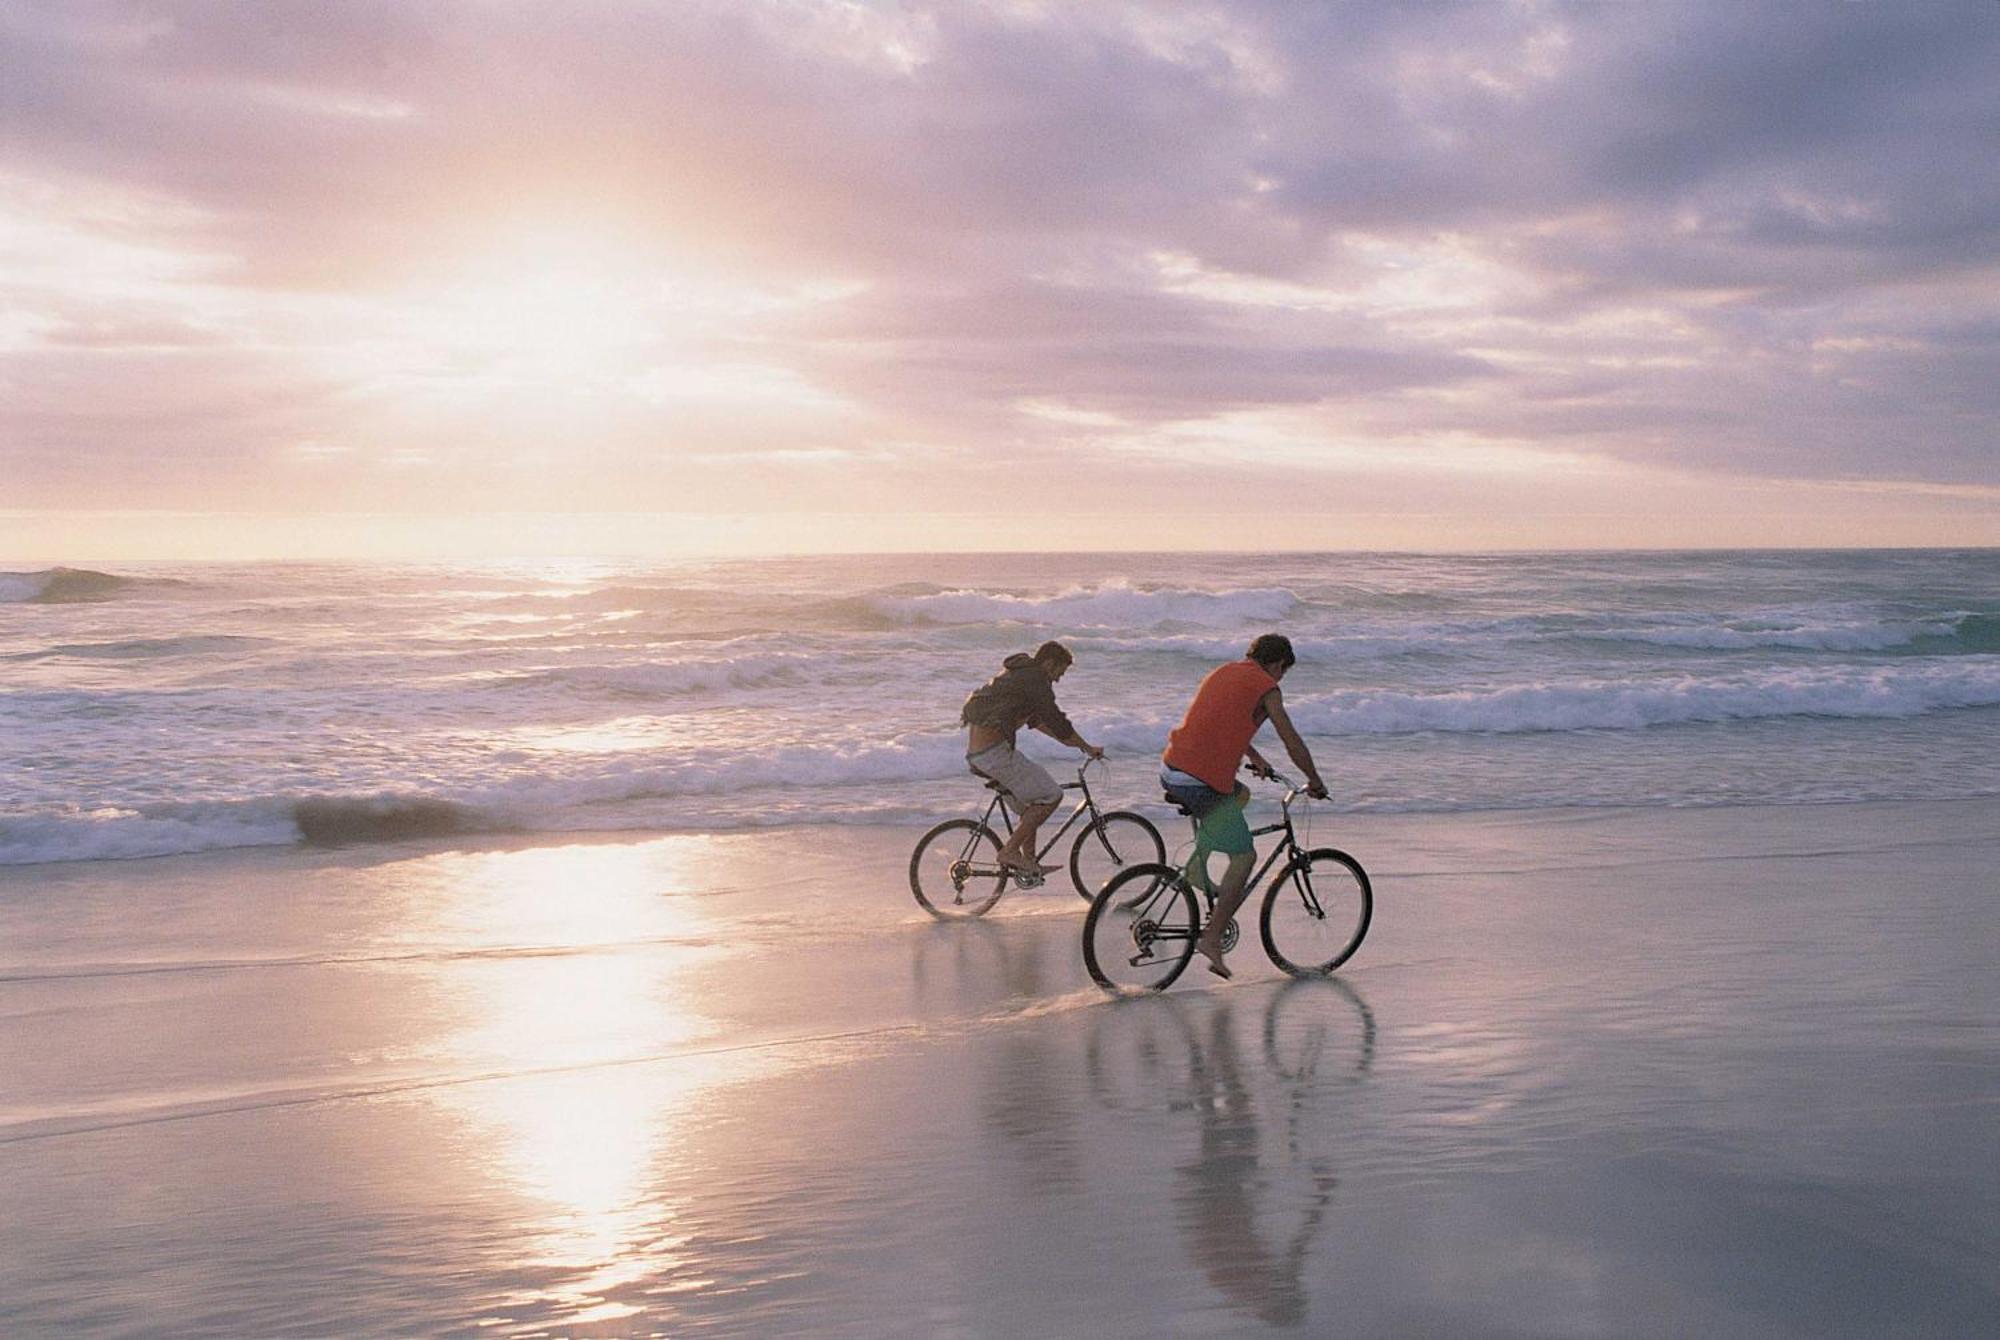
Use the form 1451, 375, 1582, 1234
966, 742, 1062, 807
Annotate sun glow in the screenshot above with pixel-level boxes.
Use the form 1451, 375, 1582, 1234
397, 226, 669, 386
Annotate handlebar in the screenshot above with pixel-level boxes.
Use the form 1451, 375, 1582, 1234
1249, 766, 1325, 805
1071, 754, 1110, 782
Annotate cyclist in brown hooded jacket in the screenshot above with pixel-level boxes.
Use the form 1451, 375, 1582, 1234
961, 640, 1104, 875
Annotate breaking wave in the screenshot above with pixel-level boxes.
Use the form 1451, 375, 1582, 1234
1925, 613, 2000, 654
0, 735, 980, 866
0, 794, 493, 867
293, 795, 483, 845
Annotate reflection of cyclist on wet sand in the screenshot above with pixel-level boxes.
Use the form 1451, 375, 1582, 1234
1162, 634, 1327, 978
962, 641, 1104, 877
1176, 1003, 1332, 1328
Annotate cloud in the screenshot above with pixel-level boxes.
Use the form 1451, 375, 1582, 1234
0, 0, 1996, 524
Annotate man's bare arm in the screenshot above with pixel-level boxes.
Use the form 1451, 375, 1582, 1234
1261, 690, 1327, 798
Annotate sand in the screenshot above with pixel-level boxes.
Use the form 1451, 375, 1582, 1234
2, 799, 1996, 1337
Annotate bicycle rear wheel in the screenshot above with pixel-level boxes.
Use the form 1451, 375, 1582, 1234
910, 819, 1007, 919
1068, 810, 1166, 901
1082, 863, 1199, 994
1259, 847, 1371, 976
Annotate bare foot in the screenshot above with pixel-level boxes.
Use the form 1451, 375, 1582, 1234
1195, 941, 1232, 979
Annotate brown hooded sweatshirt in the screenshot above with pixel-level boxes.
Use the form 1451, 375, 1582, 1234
960, 653, 1075, 746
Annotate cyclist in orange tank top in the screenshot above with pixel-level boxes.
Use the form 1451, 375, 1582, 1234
1161, 633, 1327, 979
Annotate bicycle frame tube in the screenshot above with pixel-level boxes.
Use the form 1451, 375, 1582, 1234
979, 776, 1095, 858
1246, 803, 1328, 909
1196, 808, 1298, 909
1034, 794, 1095, 859
1152, 790, 1321, 945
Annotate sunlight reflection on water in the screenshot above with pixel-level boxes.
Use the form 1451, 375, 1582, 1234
411, 839, 768, 1331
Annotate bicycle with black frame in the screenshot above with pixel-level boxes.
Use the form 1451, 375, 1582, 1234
1081, 770, 1371, 993
909, 758, 1166, 919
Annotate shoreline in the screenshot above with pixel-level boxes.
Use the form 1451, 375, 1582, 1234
6, 788, 2000, 878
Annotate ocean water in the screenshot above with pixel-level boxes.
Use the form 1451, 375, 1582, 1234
3, 549, 1998, 866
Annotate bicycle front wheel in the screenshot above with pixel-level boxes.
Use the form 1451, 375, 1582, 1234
910, 819, 1007, 919
1082, 863, 1198, 994
1068, 810, 1166, 901
1259, 847, 1372, 976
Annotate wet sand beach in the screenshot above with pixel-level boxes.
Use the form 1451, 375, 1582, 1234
2, 799, 1996, 1337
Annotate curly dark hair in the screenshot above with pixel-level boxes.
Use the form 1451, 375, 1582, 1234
1246, 633, 1295, 671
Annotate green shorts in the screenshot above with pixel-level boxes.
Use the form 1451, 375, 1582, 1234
1163, 777, 1253, 856
1197, 784, 1254, 855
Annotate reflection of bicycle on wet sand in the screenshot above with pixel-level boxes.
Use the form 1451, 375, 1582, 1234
909, 759, 1165, 919
1083, 982, 1371, 1329
1082, 773, 1371, 993
1086, 975, 1376, 1116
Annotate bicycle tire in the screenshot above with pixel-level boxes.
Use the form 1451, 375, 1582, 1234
1082, 862, 1199, 994
909, 819, 1007, 919
1067, 810, 1166, 901
1259, 847, 1371, 976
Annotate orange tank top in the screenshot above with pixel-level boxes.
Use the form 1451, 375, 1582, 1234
1162, 660, 1278, 793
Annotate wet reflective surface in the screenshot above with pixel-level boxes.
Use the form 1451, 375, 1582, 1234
2, 800, 1996, 1336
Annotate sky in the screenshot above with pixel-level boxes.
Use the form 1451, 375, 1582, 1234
3, 0, 1998, 558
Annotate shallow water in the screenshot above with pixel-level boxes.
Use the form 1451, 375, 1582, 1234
5, 550, 2000, 865
1, 800, 1993, 1336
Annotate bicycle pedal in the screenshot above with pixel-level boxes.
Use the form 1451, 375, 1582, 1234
1012, 871, 1046, 889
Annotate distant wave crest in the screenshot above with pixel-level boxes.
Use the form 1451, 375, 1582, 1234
870, 579, 1298, 629
15, 635, 272, 662
504, 651, 819, 698
0, 567, 184, 604
1287, 661, 2000, 735
1585, 613, 1988, 654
